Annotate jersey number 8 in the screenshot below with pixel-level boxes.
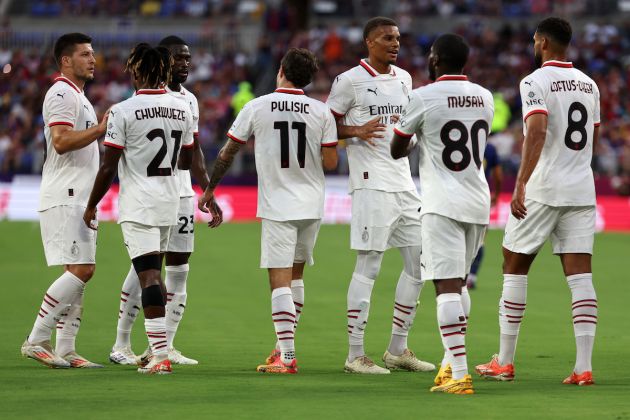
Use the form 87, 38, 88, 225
440, 120, 488, 172
565, 102, 588, 151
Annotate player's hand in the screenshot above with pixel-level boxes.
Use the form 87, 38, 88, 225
491, 193, 499, 208
356, 117, 386, 146
97, 106, 112, 137
198, 189, 223, 228
510, 183, 527, 219
83, 206, 98, 230
390, 114, 400, 124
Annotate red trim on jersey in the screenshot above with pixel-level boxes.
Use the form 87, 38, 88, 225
322, 141, 338, 147
136, 89, 167, 95
523, 109, 548, 121
182, 143, 194, 149
436, 75, 468, 82
275, 88, 305, 95
330, 109, 345, 117
54, 76, 81, 93
48, 121, 74, 127
103, 142, 124, 149
542, 60, 573, 68
393, 127, 413, 139
193, 132, 199, 139
227, 132, 247, 144
359, 59, 396, 77
594, 122, 601, 127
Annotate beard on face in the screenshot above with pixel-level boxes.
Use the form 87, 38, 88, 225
428, 62, 436, 81
534, 50, 543, 68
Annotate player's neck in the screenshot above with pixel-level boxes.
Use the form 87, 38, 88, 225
168, 82, 182, 92
366, 57, 391, 74
277, 81, 299, 90
435, 68, 463, 79
543, 53, 568, 64
60, 72, 85, 92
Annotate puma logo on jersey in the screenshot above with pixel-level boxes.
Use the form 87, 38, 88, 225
83, 104, 89, 110
367, 88, 378, 96
56, 93, 66, 99
524, 80, 533, 86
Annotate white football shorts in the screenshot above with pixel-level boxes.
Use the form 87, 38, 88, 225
420, 213, 486, 280
350, 189, 422, 252
502, 199, 595, 255
260, 218, 321, 268
121, 221, 171, 260
39, 205, 97, 266
166, 196, 195, 253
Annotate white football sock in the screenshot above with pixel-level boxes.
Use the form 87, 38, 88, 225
276, 279, 304, 351
498, 274, 527, 366
165, 264, 189, 349
55, 289, 84, 357
144, 317, 167, 356
437, 293, 468, 380
442, 286, 471, 368
28, 271, 84, 344
114, 265, 142, 348
567, 273, 597, 373
387, 271, 424, 356
347, 273, 375, 362
271, 287, 296, 364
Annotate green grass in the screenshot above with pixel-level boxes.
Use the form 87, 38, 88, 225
1, 221, 629, 419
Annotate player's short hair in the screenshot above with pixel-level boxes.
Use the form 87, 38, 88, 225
125, 43, 173, 89
280, 48, 319, 88
433, 33, 469, 72
536, 17, 572, 46
158, 35, 188, 47
363, 16, 397, 41
53, 32, 92, 68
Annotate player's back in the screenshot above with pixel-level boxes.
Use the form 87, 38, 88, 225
228, 88, 337, 221
105, 88, 194, 226
40, 77, 99, 211
521, 61, 600, 206
406, 75, 494, 224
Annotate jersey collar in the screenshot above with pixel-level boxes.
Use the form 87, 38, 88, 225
275, 88, 304, 95
165, 85, 186, 95
436, 75, 468, 82
54, 75, 82, 93
360, 59, 396, 77
542, 60, 573, 68
136, 88, 167, 95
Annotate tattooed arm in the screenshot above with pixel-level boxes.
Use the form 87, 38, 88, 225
197, 138, 243, 227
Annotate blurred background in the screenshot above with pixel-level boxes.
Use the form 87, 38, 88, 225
0, 0, 629, 227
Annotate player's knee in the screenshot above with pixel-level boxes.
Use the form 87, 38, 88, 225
132, 253, 161, 274
354, 251, 383, 280
68, 264, 95, 282
165, 252, 190, 266
141, 284, 165, 307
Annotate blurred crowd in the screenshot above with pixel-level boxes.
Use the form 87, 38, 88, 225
1, 10, 630, 194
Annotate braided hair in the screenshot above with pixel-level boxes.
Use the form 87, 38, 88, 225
124, 43, 173, 89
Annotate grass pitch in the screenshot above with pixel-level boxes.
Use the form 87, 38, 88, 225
0, 221, 629, 419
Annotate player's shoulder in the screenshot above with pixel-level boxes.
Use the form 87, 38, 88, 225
520, 68, 545, 88
45, 78, 80, 101
469, 81, 494, 100
392, 65, 412, 80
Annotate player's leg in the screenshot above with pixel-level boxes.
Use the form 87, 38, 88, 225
110, 264, 142, 364
383, 244, 435, 372
554, 206, 597, 385
163, 196, 196, 364
345, 189, 390, 374
23, 206, 97, 368
467, 230, 486, 289
256, 219, 299, 374
476, 200, 554, 380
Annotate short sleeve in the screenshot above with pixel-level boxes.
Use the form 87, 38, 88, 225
321, 107, 338, 147
394, 91, 425, 139
46, 89, 79, 127
191, 96, 200, 135
227, 101, 254, 144
181, 112, 195, 149
103, 105, 125, 150
326, 74, 355, 117
520, 77, 547, 122
593, 84, 601, 127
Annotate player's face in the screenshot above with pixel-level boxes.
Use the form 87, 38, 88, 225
428, 45, 438, 81
533, 32, 544, 68
67, 43, 96, 81
366, 25, 400, 65
169, 44, 191, 85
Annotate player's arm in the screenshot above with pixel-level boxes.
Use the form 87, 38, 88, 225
189, 135, 210, 190
390, 131, 413, 159
197, 138, 243, 227
334, 115, 385, 147
491, 163, 503, 207
179, 145, 193, 170
52, 108, 110, 155
83, 146, 122, 230
322, 146, 338, 171
512, 113, 547, 219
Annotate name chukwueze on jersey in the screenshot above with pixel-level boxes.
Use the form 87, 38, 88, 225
135, 107, 187, 121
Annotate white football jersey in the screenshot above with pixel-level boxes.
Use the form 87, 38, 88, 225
39, 76, 99, 211
166, 85, 199, 198
103, 88, 194, 226
520, 60, 600, 206
227, 88, 338, 221
327, 59, 416, 193
395, 75, 494, 224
